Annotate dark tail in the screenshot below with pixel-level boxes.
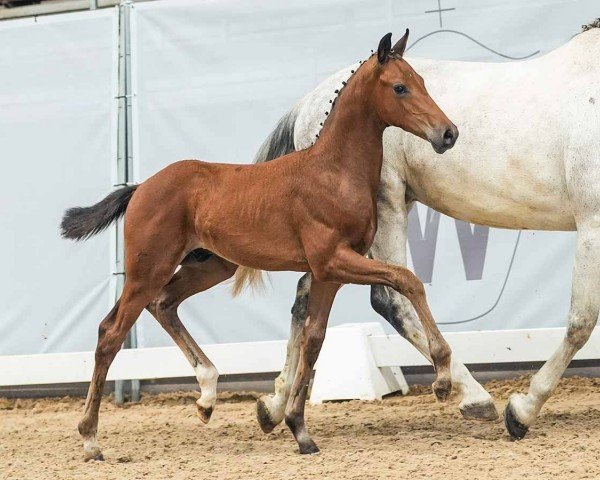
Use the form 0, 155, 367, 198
253, 104, 299, 164
60, 185, 138, 241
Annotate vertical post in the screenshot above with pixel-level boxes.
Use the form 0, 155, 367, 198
89, 0, 98, 10
114, 0, 140, 404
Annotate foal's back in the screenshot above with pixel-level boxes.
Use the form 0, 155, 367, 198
126, 153, 335, 272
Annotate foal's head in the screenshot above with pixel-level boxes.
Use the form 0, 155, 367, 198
369, 30, 458, 154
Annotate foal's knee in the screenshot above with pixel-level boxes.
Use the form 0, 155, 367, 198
95, 333, 124, 361
430, 342, 452, 366
394, 269, 425, 298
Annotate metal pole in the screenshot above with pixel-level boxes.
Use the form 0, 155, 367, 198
89, 0, 98, 10
114, 0, 139, 404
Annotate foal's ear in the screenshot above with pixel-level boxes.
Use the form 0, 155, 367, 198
377, 32, 393, 64
391, 28, 410, 57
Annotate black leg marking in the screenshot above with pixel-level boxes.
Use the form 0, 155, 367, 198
285, 413, 320, 455
291, 273, 311, 319
370, 285, 406, 336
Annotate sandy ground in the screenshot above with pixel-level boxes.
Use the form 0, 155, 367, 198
1, 376, 600, 480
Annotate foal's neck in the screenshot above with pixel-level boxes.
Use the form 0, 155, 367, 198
311, 61, 387, 193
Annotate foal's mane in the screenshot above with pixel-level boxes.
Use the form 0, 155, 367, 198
311, 54, 372, 144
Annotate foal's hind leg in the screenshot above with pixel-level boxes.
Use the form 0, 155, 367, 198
78, 246, 182, 461
505, 225, 600, 439
79, 280, 175, 460
147, 255, 237, 423
256, 273, 310, 433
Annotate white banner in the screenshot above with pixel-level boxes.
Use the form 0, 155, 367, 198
133, 0, 595, 346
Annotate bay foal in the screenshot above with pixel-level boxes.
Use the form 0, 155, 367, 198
62, 31, 458, 459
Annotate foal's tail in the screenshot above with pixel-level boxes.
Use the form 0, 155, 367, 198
60, 185, 138, 241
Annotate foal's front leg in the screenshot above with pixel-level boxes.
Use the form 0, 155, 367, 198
310, 246, 452, 401
285, 280, 340, 454
369, 193, 497, 420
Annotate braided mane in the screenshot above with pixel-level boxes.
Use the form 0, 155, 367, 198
312, 53, 375, 144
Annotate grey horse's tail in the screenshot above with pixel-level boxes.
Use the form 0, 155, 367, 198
60, 185, 138, 241
232, 105, 300, 296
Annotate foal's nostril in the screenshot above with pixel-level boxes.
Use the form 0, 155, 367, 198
443, 129, 454, 145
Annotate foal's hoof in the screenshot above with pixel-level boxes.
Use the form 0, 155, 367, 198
432, 377, 452, 402
196, 400, 214, 424
504, 403, 529, 440
256, 397, 279, 433
298, 440, 320, 455
460, 399, 499, 421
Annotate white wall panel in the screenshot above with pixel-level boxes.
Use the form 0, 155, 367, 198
0, 10, 115, 355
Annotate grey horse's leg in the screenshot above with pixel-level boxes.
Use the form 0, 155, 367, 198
505, 225, 600, 438
257, 274, 311, 433
369, 189, 497, 420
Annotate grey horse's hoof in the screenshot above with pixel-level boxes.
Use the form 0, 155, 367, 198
298, 440, 320, 455
460, 400, 499, 421
196, 400, 214, 424
504, 402, 530, 440
256, 397, 278, 433
432, 377, 452, 402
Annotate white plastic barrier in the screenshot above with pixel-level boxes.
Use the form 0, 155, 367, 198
0, 340, 287, 387
311, 324, 409, 404
310, 323, 600, 403
5, 323, 598, 403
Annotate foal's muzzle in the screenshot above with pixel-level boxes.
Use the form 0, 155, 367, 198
431, 124, 459, 154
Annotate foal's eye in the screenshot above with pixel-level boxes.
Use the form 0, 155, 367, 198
393, 84, 408, 95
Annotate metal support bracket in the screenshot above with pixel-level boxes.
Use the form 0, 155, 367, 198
113, 0, 140, 404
